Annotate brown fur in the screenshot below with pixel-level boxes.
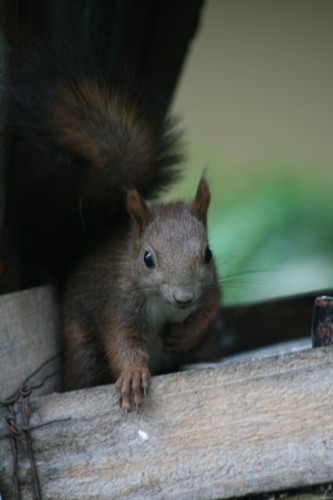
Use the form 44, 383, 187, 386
62, 179, 221, 411
50, 82, 157, 170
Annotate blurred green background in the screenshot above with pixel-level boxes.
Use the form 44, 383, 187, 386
169, 0, 333, 305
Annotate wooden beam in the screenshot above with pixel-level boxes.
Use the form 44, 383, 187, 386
1, 347, 332, 499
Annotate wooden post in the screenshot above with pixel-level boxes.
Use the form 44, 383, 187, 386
0, 286, 61, 399
311, 296, 333, 347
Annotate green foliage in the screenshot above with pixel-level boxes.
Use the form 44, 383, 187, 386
167, 149, 333, 305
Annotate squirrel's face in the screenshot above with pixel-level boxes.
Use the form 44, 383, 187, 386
127, 178, 219, 312
134, 204, 217, 311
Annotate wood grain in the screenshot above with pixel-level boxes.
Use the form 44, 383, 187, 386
0, 286, 61, 399
1, 347, 332, 499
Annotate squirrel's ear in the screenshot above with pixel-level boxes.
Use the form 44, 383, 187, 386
189, 177, 211, 227
126, 189, 154, 233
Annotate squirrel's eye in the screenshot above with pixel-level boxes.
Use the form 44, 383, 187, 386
144, 251, 155, 269
204, 246, 213, 264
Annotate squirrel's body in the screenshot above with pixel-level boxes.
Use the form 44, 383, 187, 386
8, 49, 221, 410
63, 189, 221, 409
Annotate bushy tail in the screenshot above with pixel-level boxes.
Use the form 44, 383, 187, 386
12, 47, 183, 204
6, 46, 183, 285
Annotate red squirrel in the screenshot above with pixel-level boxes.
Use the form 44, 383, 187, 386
10, 49, 221, 410
63, 178, 220, 410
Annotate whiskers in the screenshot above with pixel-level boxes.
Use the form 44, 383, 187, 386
218, 267, 285, 304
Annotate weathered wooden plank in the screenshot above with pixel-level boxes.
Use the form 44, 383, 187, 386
0, 286, 61, 398
1, 347, 332, 499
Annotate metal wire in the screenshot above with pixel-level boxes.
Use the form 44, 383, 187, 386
0, 353, 64, 500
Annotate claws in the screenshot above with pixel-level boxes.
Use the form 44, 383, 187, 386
116, 367, 151, 412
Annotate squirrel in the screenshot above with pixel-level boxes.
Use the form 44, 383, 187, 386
62, 178, 221, 411
8, 48, 221, 411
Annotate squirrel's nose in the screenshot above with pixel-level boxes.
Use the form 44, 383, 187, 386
173, 289, 194, 305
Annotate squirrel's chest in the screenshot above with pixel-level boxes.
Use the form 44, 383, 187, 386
146, 295, 193, 334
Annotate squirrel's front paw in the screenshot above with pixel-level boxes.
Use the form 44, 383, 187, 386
115, 366, 150, 412
162, 323, 201, 352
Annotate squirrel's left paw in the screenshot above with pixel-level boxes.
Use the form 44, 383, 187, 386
115, 367, 150, 412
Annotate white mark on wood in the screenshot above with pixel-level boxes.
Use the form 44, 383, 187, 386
138, 430, 149, 442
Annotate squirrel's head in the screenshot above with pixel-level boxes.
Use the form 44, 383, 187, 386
126, 178, 218, 313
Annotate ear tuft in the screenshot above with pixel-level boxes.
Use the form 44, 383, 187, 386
126, 189, 154, 233
189, 178, 211, 227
